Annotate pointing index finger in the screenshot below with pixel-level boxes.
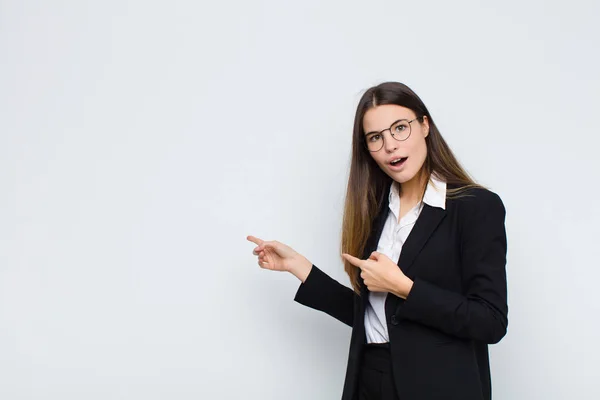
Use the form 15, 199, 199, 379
247, 235, 264, 246
342, 253, 364, 269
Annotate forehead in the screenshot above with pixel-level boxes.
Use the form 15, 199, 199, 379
363, 104, 416, 133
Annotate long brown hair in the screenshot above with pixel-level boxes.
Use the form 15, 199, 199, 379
341, 82, 485, 293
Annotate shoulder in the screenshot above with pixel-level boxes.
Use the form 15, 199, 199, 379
446, 184, 506, 220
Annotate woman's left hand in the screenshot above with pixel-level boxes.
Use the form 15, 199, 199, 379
342, 251, 414, 299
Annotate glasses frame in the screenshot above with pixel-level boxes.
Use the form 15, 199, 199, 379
364, 116, 422, 152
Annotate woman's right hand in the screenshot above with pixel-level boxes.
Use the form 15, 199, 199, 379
246, 235, 312, 282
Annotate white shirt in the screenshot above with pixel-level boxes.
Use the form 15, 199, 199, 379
364, 175, 447, 343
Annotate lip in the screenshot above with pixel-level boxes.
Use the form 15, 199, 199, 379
388, 156, 407, 164
388, 157, 408, 171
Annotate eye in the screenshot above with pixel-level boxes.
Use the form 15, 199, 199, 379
368, 134, 381, 142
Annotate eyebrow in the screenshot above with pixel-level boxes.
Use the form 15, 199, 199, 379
364, 118, 406, 136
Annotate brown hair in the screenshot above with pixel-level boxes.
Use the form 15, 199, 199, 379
341, 82, 485, 293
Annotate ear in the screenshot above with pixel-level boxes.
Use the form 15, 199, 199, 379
422, 116, 430, 137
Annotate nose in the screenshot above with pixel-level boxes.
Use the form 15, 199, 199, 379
382, 130, 398, 152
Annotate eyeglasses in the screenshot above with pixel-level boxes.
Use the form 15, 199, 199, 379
364, 117, 422, 152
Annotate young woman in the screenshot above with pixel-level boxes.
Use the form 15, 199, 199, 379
247, 82, 508, 400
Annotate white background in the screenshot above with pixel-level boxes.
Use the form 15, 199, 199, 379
1, 0, 599, 399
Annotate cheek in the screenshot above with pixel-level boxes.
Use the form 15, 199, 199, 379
418, 141, 428, 157
406, 139, 428, 168
410, 137, 428, 156
371, 153, 387, 167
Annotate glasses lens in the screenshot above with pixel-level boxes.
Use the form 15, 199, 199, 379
391, 120, 411, 141
366, 133, 383, 152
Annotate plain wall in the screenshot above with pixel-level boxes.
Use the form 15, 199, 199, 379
1, 0, 599, 398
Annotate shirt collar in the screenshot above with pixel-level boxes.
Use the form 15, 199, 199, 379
389, 174, 447, 211
423, 174, 447, 210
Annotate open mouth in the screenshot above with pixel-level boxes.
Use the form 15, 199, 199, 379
390, 157, 408, 167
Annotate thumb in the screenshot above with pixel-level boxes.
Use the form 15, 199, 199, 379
261, 240, 282, 254
369, 251, 382, 260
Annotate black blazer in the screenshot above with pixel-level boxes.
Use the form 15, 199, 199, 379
294, 183, 508, 400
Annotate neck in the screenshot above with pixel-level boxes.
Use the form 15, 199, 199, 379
399, 171, 428, 203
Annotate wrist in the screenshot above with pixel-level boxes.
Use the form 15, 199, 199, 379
289, 257, 313, 283
392, 275, 413, 299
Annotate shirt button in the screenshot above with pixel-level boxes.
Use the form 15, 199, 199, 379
390, 315, 398, 325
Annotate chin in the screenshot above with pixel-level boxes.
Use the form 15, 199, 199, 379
385, 170, 413, 184
398, 173, 417, 184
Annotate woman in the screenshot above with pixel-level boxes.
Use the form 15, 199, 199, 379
247, 82, 508, 400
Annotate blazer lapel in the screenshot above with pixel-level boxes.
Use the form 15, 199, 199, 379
359, 182, 448, 323
384, 203, 446, 320
397, 204, 446, 277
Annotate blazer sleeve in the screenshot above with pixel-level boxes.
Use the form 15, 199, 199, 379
397, 190, 508, 344
293, 265, 357, 327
